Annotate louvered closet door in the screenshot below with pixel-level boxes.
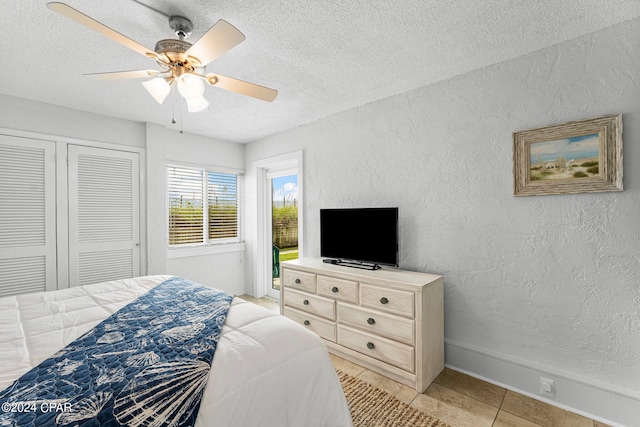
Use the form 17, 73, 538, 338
0, 135, 56, 296
68, 145, 140, 287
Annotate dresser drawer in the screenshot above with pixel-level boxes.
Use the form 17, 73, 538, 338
338, 325, 414, 373
360, 283, 414, 318
337, 303, 414, 345
284, 306, 336, 342
283, 269, 317, 293
317, 275, 358, 304
284, 287, 335, 320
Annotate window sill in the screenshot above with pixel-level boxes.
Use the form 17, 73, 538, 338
167, 242, 245, 259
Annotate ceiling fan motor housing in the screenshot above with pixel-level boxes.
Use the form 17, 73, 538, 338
154, 16, 199, 66
169, 15, 193, 39
155, 39, 192, 55
154, 39, 201, 68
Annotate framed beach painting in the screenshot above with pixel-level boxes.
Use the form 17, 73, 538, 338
513, 114, 623, 196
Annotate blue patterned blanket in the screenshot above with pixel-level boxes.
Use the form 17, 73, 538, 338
0, 277, 234, 426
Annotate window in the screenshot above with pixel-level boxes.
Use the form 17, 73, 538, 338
167, 165, 240, 246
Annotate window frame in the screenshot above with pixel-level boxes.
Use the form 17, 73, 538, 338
166, 163, 242, 249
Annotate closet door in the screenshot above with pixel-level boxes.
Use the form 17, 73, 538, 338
68, 145, 140, 286
0, 135, 57, 296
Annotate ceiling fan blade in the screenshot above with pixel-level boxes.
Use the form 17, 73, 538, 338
84, 70, 161, 80
186, 20, 245, 66
206, 74, 278, 102
47, 2, 156, 59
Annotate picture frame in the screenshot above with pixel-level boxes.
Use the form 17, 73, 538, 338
513, 114, 623, 196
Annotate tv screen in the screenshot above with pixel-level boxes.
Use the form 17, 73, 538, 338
320, 207, 398, 267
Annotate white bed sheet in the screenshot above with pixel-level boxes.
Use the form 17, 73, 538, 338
0, 275, 352, 427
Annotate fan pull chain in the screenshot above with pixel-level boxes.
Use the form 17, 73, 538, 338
170, 85, 183, 134
171, 84, 177, 125
180, 101, 184, 134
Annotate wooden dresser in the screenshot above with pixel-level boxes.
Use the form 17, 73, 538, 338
280, 257, 444, 392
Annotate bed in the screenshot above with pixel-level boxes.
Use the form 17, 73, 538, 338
0, 275, 352, 426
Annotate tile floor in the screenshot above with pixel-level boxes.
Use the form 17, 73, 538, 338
238, 294, 280, 311
237, 295, 610, 427
329, 354, 609, 427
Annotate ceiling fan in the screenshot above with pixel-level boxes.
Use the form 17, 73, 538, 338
47, 2, 278, 113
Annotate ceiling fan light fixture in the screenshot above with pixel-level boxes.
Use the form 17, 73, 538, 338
47, 2, 278, 117
186, 96, 209, 113
142, 77, 171, 104
177, 74, 205, 99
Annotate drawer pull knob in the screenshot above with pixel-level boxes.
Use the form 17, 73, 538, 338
294, 278, 301, 284
332, 286, 339, 293
303, 299, 309, 305
367, 317, 375, 325
367, 342, 375, 350
380, 297, 389, 304
304, 320, 310, 326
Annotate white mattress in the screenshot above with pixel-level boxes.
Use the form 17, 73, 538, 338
0, 275, 352, 427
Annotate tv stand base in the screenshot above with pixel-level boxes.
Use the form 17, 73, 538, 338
322, 258, 381, 270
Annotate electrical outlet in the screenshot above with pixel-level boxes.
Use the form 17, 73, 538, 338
539, 377, 555, 398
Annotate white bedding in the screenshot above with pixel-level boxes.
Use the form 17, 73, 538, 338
0, 275, 352, 427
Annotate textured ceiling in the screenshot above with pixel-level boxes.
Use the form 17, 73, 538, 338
2, 0, 639, 143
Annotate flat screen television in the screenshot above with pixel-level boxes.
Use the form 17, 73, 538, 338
320, 207, 398, 269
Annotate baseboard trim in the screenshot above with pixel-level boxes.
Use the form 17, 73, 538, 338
445, 339, 640, 427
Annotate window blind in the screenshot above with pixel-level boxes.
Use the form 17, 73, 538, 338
167, 165, 240, 246
168, 166, 204, 245
207, 172, 238, 240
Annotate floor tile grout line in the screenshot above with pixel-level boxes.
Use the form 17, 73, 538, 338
498, 407, 546, 427
264, 297, 602, 427
432, 381, 503, 427
492, 387, 508, 426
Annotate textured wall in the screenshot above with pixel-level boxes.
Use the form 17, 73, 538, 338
146, 124, 246, 294
0, 94, 145, 147
245, 18, 640, 393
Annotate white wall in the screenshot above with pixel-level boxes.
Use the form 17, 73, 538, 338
145, 123, 247, 295
0, 94, 145, 147
244, 18, 640, 424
